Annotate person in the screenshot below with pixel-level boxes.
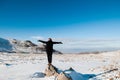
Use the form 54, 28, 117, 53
38, 38, 62, 65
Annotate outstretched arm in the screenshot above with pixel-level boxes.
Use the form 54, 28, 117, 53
38, 40, 47, 43
53, 41, 63, 44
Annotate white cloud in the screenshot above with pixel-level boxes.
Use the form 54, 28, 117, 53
55, 39, 120, 49
31, 36, 45, 40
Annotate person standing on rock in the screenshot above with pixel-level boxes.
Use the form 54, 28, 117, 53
38, 38, 62, 65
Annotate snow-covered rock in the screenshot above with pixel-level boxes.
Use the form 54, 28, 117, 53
9, 38, 63, 54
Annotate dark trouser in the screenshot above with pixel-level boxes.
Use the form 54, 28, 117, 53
46, 50, 53, 64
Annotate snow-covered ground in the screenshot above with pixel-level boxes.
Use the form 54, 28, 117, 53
0, 50, 120, 80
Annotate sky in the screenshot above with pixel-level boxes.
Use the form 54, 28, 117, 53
0, 0, 120, 52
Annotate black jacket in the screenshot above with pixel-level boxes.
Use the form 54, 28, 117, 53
38, 40, 62, 51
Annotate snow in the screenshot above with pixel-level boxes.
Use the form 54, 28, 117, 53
0, 50, 120, 80
0, 38, 13, 52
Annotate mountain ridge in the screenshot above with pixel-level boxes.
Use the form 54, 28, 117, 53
0, 37, 62, 54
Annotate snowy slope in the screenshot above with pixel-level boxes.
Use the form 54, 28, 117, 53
0, 50, 120, 80
0, 38, 13, 52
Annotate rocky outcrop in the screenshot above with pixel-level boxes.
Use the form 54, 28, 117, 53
44, 64, 58, 77
44, 65, 85, 80
55, 72, 72, 80
10, 39, 44, 53
10, 38, 63, 54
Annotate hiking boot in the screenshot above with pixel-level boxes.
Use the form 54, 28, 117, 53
48, 63, 52, 70
48, 63, 52, 66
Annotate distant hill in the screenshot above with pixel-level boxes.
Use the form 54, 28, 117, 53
9, 38, 44, 53
0, 37, 62, 54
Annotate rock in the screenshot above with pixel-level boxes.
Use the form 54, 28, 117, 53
44, 64, 58, 77
108, 78, 114, 80
55, 72, 71, 80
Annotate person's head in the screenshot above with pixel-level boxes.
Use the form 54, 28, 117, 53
48, 38, 52, 41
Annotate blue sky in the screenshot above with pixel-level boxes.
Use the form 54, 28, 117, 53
0, 0, 120, 52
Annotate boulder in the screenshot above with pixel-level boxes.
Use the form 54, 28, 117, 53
55, 72, 72, 80
44, 64, 58, 77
